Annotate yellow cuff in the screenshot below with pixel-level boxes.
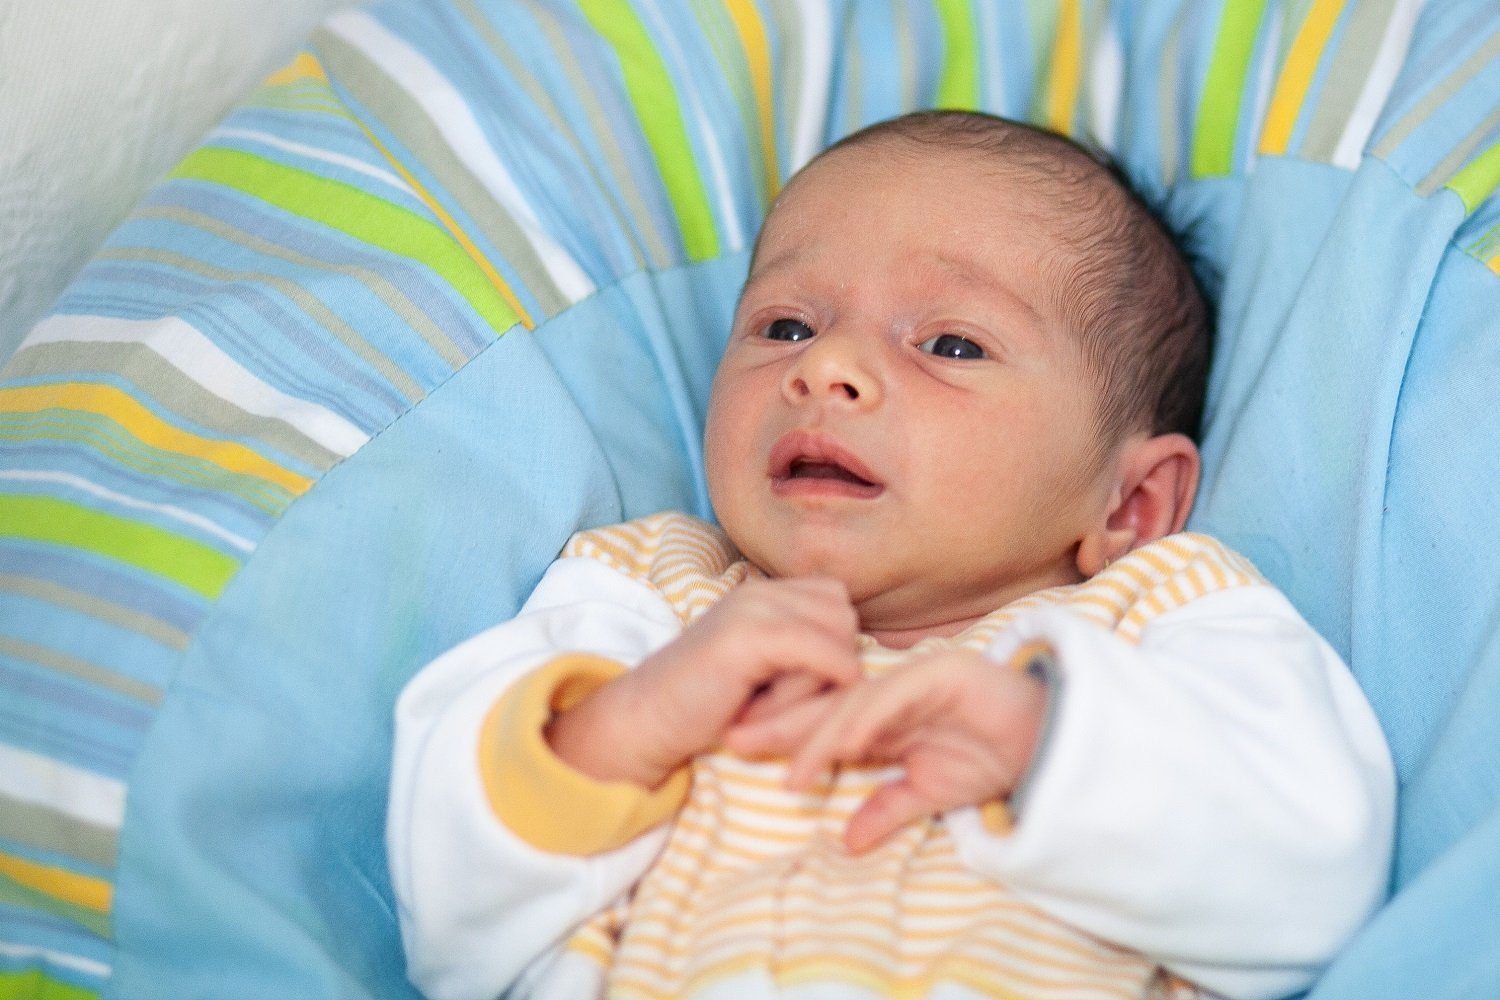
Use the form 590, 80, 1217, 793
479, 654, 692, 856
980, 640, 1059, 835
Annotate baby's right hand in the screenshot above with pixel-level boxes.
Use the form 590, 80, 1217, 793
545, 577, 862, 789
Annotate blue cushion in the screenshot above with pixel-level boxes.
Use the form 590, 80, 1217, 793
3, 1, 1499, 996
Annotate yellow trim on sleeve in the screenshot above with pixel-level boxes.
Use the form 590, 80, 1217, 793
983, 639, 1059, 833
479, 654, 692, 855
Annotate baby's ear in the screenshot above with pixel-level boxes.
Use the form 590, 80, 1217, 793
1076, 433, 1200, 576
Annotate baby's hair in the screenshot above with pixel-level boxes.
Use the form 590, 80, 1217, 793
814, 110, 1213, 446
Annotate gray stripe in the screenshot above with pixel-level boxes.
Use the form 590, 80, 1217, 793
0, 637, 162, 708
0, 545, 201, 635
1373, 28, 1500, 161
7, 341, 340, 472
0, 574, 190, 651
455, 0, 653, 277
1302, 0, 1397, 164
0, 409, 293, 516
98, 247, 425, 403
0, 792, 119, 869
313, 29, 572, 321
1417, 100, 1500, 196
142, 204, 471, 372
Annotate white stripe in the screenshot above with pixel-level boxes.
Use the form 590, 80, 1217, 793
327, 11, 597, 303
0, 470, 254, 553
0, 942, 111, 980
640, 0, 746, 251
20, 314, 369, 458
1331, 0, 1425, 170
0, 744, 126, 830
1246, 4, 1286, 172
789, 0, 833, 172
1088, 20, 1125, 152
211, 126, 410, 192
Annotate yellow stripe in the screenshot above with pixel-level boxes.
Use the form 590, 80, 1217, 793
0, 384, 312, 495
1044, 0, 1085, 134
724, 0, 781, 201
613, 937, 1140, 999
0, 851, 112, 914
347, 117, 536, 330
1259, 0, 1347, 155
265, 50, 328, 88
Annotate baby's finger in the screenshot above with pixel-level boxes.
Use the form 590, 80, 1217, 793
784, 687, 888, 791
748, 626, 863, 690
735, 673, 828, 727
845, 780, 934, 855
726, 688, 840, 758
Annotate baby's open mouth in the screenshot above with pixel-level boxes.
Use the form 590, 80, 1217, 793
786, 459, 878, 488
768, 431, 884, 498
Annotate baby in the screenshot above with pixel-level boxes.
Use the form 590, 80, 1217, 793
388, 111, 1394, 1000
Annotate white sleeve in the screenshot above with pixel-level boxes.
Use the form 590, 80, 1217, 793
387, 556, 683, 1000
946, 584, 1395, 1000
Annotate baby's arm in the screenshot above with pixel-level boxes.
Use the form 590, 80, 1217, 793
388, 555, 686, 1000
546, 576, 862, 788
947, 587, 1393, 1000
729, 584, 1393, 1000
390, 564, 862, 1000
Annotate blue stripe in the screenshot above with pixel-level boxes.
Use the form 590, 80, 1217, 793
0, 545, 203, 638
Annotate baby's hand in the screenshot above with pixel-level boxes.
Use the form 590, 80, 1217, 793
546, 577, 861, 789
726, 647, 1048, 854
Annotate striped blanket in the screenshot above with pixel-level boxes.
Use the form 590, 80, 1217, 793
2, 1, 1499, 997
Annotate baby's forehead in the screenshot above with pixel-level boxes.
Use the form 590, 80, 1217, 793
753, 141, 1095, 271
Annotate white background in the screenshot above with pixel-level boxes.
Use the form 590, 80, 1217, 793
0, 0, 355, 361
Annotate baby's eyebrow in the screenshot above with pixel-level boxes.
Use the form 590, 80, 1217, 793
744, 241, 806, 283
929, 253, 1044, 325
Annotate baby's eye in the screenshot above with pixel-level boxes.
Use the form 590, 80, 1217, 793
762, 318, 815, 342
918, 333, 986, 360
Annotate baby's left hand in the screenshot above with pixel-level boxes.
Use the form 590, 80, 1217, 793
725, 648, 1049, 854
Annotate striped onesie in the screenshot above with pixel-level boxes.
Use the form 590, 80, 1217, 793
389, 513, 1394, 1000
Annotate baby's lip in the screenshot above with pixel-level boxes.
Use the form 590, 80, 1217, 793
768, 429, 884, 494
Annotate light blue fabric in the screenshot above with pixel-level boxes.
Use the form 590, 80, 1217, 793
108, 259, 741, 997
3, 1, 1499, 997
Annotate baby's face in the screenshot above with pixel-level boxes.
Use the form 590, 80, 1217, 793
704, 143, 1119, 642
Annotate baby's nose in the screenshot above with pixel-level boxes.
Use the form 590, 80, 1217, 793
783, 332, 878, 405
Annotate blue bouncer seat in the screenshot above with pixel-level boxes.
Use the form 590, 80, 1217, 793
2, 1, 1499, 996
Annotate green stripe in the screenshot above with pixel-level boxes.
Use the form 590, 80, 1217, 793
579, 0, 721, 261
1191, 0, 1269, 178
1447, 138, 1500, 212
142, 203, 472, 374
313, 29, 572, 321
170, 147, 519, 336
935, 0, 982, 109
0, 496, 237, 601
522, 1, 674, 269
0, 870, 110, 943
0, 970, 100, 1000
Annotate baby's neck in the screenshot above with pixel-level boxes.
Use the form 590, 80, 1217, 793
861, 613, 986, 650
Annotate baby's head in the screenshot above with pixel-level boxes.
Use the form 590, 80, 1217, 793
704, 111, 1212, 646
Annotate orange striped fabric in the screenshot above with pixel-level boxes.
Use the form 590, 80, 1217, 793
557, 513, 1261, 999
